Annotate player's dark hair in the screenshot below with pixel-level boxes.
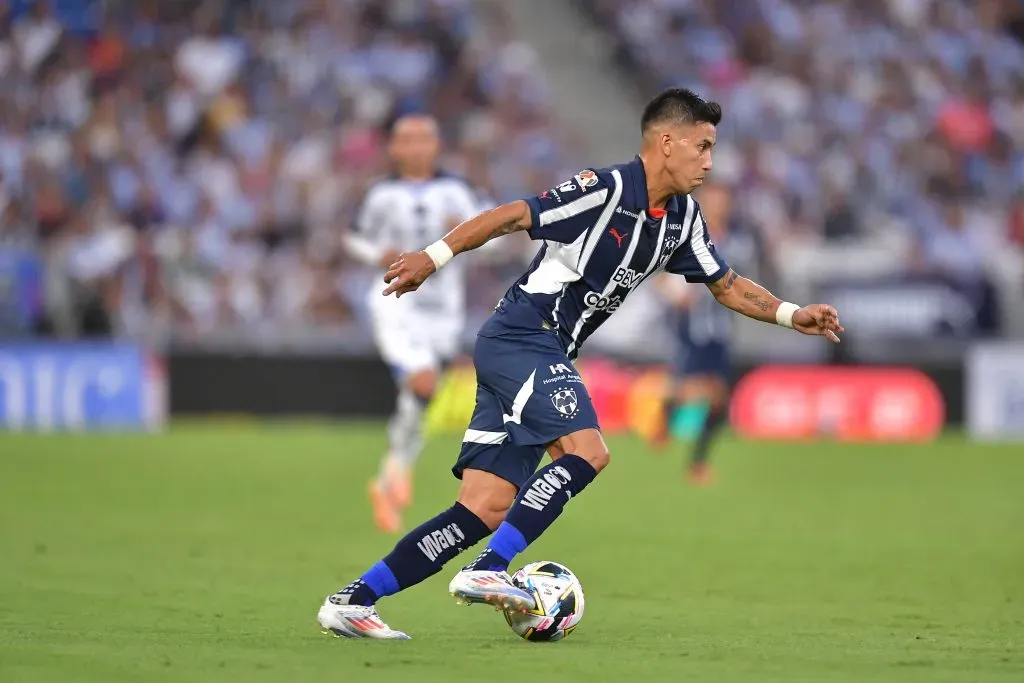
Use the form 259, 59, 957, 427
382, 111, 436, 138
381, 111, 403, 138
641, 88, 722, 132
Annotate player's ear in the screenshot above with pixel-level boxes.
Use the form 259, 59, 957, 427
661, 131, 673, 157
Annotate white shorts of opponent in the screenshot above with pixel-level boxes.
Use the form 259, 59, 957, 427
370, 294, 463, 378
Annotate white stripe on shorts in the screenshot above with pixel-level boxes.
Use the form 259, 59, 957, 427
462, 429, 509, 445
502, 369, 536, 426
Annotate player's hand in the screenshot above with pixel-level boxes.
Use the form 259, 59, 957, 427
382, 251, 436, 298
792, 304, 844, 343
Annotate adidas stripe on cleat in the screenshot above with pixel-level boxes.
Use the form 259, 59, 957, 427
316, 597, 410, 640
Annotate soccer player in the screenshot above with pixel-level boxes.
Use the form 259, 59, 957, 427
344, 114, 483, 534
319, 88, 843, 639
651, 181, 750, 485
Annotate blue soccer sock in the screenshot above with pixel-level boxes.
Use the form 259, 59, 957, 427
464, 454, 598, 573
332, 502, 490, 606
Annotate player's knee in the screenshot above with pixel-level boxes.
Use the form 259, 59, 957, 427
472, 505, 509, 531
552, 429, 610, 474
407, 369, 438, 402
579, 447, 611, 473
459, 496, 509, 531
457, 469, 517, 530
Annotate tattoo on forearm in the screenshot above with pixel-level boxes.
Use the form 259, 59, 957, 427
486, 218, 522, 241
743, 291, 772, 312
723, 270, 738, 288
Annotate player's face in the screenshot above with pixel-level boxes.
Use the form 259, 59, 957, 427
389, 116, 441, 178
665, 121, 716, 194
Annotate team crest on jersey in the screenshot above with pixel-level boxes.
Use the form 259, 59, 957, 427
574, 170, 598, 188
658, 235, 681, 269
550, 388, 579, 419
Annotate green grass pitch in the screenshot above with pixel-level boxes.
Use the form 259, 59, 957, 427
1, 424, 1022, 682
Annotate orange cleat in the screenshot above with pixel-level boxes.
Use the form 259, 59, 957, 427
368, 478, 402, 534
687, 462, 715, 487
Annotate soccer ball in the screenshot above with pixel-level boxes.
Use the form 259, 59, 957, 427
503, 561, 584, 642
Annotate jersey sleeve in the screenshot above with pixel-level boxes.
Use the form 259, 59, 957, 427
344, 184, 388, 266
664, 206, 730, 283
351, 184, 387, 236
524, 170, 609, 243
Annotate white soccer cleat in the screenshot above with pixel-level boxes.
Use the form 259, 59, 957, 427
317, 597, 410, 640
448, 569, 537, 612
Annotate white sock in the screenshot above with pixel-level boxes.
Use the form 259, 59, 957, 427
383, 388, 427, 475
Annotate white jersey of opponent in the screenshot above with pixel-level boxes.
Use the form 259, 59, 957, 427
345, 172, 483, 374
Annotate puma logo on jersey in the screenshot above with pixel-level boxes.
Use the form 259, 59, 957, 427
520, 466, 573, 511
608, 228, 629, 248
416, 523, 467, 562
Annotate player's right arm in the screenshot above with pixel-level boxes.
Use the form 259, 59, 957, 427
384, 172, 607, 298
382, 200, 531, 297
443, 199, 535, 253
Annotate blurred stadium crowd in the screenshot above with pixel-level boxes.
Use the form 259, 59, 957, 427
0, 0, 566, 346
0, 0, 1022, 348
588, 0, 1024, 333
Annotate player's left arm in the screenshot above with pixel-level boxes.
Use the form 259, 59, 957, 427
666, 203, 842, 342
706, 269, 844, 343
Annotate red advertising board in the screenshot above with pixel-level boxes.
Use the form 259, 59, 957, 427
730, 366, 944, 442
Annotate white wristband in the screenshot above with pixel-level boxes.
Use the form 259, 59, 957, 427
776, 301, 800, 329
424, 240, 454, 270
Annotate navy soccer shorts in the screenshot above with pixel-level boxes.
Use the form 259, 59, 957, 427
452, 331, 600, 489
674, 340, 730, 380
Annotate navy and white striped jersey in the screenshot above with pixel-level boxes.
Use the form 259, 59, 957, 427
478, 157, 730, 359
346, 172, 483, 316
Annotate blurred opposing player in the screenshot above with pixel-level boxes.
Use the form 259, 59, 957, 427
344, 114, 482, 533
652, 181, 754, 485
319, 88, 843, 639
